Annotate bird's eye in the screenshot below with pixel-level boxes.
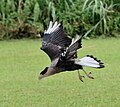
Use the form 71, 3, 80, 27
42, 41, 47, 46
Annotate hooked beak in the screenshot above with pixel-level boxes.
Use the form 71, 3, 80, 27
38, 74, 45, 80
39, 67, 48, 80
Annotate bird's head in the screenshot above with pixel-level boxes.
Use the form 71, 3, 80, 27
38, 67, 48, 80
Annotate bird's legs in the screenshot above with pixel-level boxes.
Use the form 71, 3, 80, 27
77, 70, 85, 82
82, 69, 94, 79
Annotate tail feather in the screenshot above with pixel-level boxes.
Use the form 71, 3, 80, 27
75, 55, 105, 68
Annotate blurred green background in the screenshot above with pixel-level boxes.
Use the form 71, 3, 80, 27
0, 1, 120, 107
0, 0, 120, 40
0, 39, 120, 107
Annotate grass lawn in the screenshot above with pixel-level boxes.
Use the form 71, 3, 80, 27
0, 38, 120, 107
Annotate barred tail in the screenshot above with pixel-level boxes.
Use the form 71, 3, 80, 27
75, 55, 105, 68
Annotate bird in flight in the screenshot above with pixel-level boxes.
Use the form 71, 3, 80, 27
38, 17, 105, 82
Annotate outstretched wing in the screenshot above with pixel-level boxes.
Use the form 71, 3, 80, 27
41, 19, 71, 61
67, 35, 83, 53
58, 35, 83, 62
56, 35, 83, 67
66, 35, 83, 59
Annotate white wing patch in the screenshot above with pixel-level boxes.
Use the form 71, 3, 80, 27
69, 35, 80, 47
44, 21, 61, 34
47, 21, 53, 32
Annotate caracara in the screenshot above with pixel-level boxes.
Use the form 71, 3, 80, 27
38, 17, 104, 82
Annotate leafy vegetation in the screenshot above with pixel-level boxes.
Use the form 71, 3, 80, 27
0, 0, 120, 39
0, 39, 120, 107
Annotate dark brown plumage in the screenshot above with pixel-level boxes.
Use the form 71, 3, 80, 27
38, 18, 105, 82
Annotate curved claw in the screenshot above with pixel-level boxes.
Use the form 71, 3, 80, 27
77, 70, 85, 82
87, 72, 94, 79
79, 75, 85, 82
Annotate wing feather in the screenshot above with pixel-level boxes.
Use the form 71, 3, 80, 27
41, 20, 71, 61
67, 35, 82, 52
64, 35, 83, 60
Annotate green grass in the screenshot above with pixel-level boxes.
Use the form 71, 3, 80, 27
0, 38, 120, 107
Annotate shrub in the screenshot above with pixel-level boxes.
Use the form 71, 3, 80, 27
0, 0, 120, 39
